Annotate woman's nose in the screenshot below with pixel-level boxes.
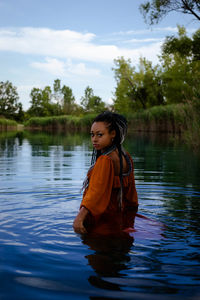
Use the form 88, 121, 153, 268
92, 136, 97, 142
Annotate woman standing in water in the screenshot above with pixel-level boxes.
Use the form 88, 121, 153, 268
73, 111, 138, 235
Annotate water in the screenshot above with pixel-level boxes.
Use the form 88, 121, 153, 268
0, 131, 200, 300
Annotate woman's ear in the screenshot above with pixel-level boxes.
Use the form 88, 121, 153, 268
110, 130, 116, 139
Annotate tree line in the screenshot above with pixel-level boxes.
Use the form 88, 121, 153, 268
0, 25, 199, 122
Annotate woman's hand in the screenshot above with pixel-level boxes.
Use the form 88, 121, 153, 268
73, 206, 89, 234
73, 216, 87, 234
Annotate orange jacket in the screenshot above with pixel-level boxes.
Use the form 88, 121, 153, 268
81, 152, 138, 219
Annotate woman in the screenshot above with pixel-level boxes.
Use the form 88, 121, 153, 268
73, 111, 138, 235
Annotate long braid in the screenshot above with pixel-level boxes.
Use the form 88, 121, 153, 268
117, 143, 123, 210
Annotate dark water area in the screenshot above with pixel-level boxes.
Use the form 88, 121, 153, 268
0, 130, 200, 300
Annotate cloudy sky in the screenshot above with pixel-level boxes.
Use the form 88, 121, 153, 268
0, 0, 198, 110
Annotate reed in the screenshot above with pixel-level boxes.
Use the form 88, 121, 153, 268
0, 118, 18, 131
127, 103, 194, 134
182, 101, 200, 151
24, 114, 96, 132
126, 102, 200, 151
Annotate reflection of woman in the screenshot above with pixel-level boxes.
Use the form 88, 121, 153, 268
73, 111, 138, 235
82, 233, 134, 291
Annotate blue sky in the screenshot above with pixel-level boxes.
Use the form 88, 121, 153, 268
0, 0, 199, 110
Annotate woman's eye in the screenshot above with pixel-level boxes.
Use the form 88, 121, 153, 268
98, 133, 103, 137
90, 133, 94, 137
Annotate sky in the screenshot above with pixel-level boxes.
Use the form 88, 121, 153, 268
0, 0, 199, 110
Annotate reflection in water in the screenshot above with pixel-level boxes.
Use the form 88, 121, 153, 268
0, 130, 200, 300
82, 212, 165, 296
83, 234, 133, 291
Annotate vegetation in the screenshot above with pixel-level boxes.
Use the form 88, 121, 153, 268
112, 26, 200, 112
0, 117, 18, 130
0, 81, 24, 122
80, 86, 106, 113
140, 0, 200, 25
25, 114, 96, 132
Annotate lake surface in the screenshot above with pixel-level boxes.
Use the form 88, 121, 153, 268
0, 130, 200, 300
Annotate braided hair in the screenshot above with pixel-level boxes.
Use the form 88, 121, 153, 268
91, 111, 128, 210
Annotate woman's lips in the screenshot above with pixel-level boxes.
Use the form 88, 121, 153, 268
93, 144, 99, 148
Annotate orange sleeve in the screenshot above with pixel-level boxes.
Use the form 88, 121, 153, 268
81, 155, 114, 216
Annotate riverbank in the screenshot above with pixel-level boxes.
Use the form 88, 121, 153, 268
2, 102, 200, 151
127, 102, 200, 151
0, 118, 18, 131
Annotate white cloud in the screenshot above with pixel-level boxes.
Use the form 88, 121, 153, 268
112, 27, 179, 36
66, 60, 101, 77
0, 27, 116, 62
119, 42, 163, 65
31, 57, 66, 76
124, 37, 163, 44
0, 26, 163, 64
30, 57, 101, 77
113, 26, 197, 37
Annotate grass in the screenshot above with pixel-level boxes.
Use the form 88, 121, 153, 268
0, 117, 18, 130
126, 102, 200, 151
127, 103, 194, 133
24, 114, 96, 132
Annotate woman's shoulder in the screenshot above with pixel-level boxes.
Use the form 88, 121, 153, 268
93, 154, 114, 171
97, 154, 113, 163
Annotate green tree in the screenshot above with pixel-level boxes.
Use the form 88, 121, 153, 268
61, 85, 76, 114
112, 57, 137, 112
140, 0, 200, 25
80, 86, 94, 111
162, 26, 200, 61
81, 86, 106, 113
0, 80, 22, 119
53, 79, 62, 106
112, 57, 164, 112
160, 26, 200, 103
29, 88, 44, 116
192, 29, 200, 61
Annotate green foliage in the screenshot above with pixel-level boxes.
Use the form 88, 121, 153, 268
112, 57, 136, 112
0, 81, 23, 120
162, 26, 200, 61
61, 85, 75, 114
28, 80, 78, 117
127, 102, 199, 135
140, 0, 200, 25
24, 114, 95, 131
0, 117, 17, 126
160, 26, 200, 104
112, 27, 200, 113
112, 57, 164, 112
80, 86, 106, 113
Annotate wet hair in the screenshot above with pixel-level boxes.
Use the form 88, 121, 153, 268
91, 111, 128, 209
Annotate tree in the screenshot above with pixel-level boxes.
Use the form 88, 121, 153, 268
162, 26, 200, 61
0, 80, 22, 119
160, 26, 200, 103
61, 85, 75, 114
81, 86, 106, 113
80, 86, 94, 111
112, 57, 137, 112
140, 0, 200, 25
112, 57, 164, 112
52, 79, 62, 105
29, 88, 44, 116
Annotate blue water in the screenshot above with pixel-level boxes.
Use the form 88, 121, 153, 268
0, 131, 200, 300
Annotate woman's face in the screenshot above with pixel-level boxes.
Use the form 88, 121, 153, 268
90, 121, 116, 152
